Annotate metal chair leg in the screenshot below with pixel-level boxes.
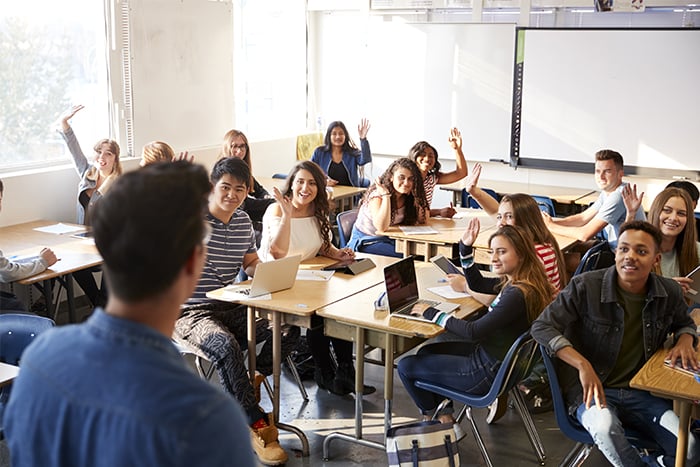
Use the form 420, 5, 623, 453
511, 388, 546, 464
560, 442, 592, 467
285, 355, 309, 401
464, 405, 494, 467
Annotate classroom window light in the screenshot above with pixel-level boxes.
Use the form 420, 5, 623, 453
0, 0, 109, 172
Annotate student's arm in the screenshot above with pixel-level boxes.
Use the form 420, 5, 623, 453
0, 248, 57, 283
555, 345, 606, 409
446, 274, 497, 307
250, 178, 270, 199
436, 128, 468, 185
357, 118, 372, 166
58, 105, 90, 175
368, 186, 393, 232
242, 252, 261, 278
542, 207, 605, 242
457, 217, 502, 295
621, 183, 644, 223
264, 189, 291, 259
464, 163, 499, 215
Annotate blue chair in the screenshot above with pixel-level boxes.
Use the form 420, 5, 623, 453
415, 332, 546, 467
336, 210, 358, 249
531, 195, 556, 217
461, 188, 500, 209
0, 313, 55, 438
272, 173, 287, 180
539, 345, 660, 466
572, 240, 615, 277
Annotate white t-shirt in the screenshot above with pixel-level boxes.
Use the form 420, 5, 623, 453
259, 210, 329, 262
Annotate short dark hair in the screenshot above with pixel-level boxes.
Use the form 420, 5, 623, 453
619, 220, 662, 252
91, 162, 211, 302
210, 157, 251, 188
595, 149, 624, 171
666, 180, 700, 203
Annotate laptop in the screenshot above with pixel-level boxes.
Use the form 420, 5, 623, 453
222, 254, 302, 299
384, 256, 459, 323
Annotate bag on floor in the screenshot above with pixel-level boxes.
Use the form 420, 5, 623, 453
386, 420, 459, 467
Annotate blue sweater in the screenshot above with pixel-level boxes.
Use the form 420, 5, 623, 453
311, 139, 372, 187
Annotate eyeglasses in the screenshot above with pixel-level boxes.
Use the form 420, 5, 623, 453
231, 144, 247, 151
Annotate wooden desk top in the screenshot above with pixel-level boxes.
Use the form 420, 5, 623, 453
440, 180, 597, 204
0, 361, 19, 388
381, 209, 496, 244
317, 262, 484, 338
630, 348, 700, 402
0, 220, 102, 285
257, 177, 366, 201
206, 253, 399, 317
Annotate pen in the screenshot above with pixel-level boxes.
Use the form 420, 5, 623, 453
437, 278, 448, 283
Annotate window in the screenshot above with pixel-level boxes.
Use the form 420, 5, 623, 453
0, 0, 109, 171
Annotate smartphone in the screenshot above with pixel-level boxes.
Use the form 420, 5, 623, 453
430, 254, 462, 275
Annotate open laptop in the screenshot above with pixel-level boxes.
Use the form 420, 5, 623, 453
222, 254, 302, 299
384, 256, 459, 323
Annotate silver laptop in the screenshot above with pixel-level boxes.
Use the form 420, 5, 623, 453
224, 254, 302, 298
384, 256, 459, 323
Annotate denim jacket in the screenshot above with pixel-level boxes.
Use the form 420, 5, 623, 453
531, 265, 697, 408
311, 138, 371, 187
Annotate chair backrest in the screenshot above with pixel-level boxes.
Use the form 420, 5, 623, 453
539, 345, 593, 444
461, 188, 500, 209
272, 173, 287, 180
415, 331, 538, 408
0, 313, 55, 366
531, 195, 556, 217
336, 209, 358, 248
573, 240, 615, 277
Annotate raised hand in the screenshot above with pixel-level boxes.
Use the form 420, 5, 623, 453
358, 118, 371, 140
621, 183, 643, 219
174, 151, 194, 163
272, 186, 293, 218
448, 127, 462, 150
461, 217, 481, 246
59, 104, 85, 130
464, 163, 482, 194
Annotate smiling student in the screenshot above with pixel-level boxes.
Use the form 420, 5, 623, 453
398, 222, 554, 432
311, 119, 372, 187
347, 158, 429, 257
407, 127, 468, 218
259, 161, 375, 396
59, 104, 120, 308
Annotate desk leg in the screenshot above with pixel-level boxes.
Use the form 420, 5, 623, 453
269, 311, 310, 457
65, 275, 76, 323
323, 326, 384, 460
384, 332, 394, 442
247, 306, 256, 386
676, 402, 691, 467
41, 279, 55, 319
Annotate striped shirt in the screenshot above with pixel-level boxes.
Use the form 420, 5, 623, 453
188, 210, 257, 304
535, 243, 561, 291
423, 172, 438, 206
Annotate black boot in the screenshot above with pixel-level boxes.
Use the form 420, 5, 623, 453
314, 367, 334, 391
331, 363, 376, 396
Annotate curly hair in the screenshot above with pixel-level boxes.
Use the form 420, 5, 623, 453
365, 158, 429, 225
280, 161, 333, 253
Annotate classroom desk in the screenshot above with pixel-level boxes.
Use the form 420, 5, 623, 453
318, 263, 485, 458
0, 220, 102, 321
381, 209, 579, 264
380, 209, 496, 262
0, 362, 20, 388
440, 180, 597, 211
257, 177, 367, 213
205, 253, 399, 456
630, 349, 700, 467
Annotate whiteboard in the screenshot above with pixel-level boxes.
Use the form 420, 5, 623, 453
518, 28, 700, 172
129, 0, 234, 152
317, 20, 516, 160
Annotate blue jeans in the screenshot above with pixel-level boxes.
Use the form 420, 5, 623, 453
576, 388, 700, 467
398, 341, 500, 416
347, 225, 401, 258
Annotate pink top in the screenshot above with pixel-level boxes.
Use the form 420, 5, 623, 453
535, 243, 561, 291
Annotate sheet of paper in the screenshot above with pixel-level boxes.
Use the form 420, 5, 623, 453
399, 225, 439, 235
7, 254, 40, 263
296, 270, 334, 281
221, 290, 272, 301
33, 223, 85, 235
426, 285, 471, 300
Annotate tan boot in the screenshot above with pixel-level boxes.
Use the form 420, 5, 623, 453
250, 414, 288, 466
253, 372, 266, 404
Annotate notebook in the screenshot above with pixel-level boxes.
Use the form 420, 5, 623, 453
685, 264, 700, 304
222, 254, 302, 299
384, 256, 459, 323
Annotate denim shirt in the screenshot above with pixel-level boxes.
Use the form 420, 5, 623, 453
5, 308, 255, 467
531, 266, 697, 408
311, 138, 372, 187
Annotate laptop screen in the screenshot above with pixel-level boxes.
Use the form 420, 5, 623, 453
384, 257, 419, 312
